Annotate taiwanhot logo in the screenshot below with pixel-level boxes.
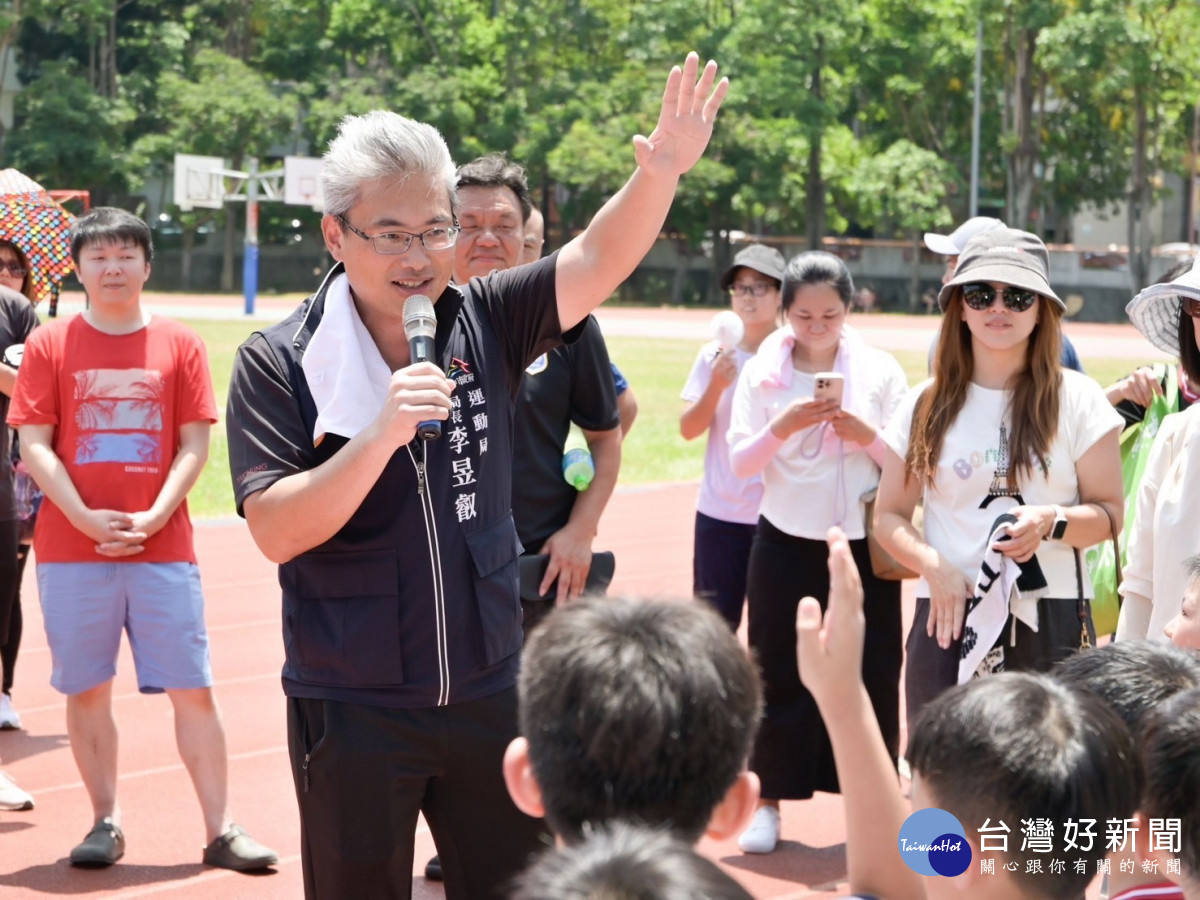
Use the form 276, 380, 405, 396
897, 808, 972, 877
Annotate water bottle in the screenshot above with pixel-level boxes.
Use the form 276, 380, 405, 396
562, 447, 595, 491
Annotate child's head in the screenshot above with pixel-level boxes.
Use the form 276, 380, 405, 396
506, 596, 762, 844
1141, 686, 1200, 884
510, 821, 753, 900
907, 672, 1141, 900
1053, 639, 1200, 744
70, 207, 154, 266
1165, 553, 1200, 650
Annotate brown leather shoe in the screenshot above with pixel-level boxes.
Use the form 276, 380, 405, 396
70, 818, 125, 867
202, 824, 278, 871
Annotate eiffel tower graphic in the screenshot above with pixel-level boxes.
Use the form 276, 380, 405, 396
981, 423, 1025, 508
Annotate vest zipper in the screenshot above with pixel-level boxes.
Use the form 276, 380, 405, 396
407, 442, 451, 706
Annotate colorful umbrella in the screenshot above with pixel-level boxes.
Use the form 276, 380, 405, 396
0, 168, 77, 315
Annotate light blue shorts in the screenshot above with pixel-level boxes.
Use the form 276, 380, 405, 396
37, 562, 213, 696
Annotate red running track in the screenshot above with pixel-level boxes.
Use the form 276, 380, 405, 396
0, 481, 1100, 899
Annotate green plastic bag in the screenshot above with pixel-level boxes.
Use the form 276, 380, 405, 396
1085, 365, 1177, 635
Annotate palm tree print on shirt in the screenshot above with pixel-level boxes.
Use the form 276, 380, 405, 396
72, 368, 165, 466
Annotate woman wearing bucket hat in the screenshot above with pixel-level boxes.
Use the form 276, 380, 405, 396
874, 228, 1123, 723
726, 251, 907, 854
1106, 256, 1200, 420
679, 243, 784, 631
1115, 256, 1200, 643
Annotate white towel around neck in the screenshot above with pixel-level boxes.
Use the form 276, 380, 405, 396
301, 273, 394, 445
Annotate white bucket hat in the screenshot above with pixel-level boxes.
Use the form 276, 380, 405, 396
1125, 256, 1200, 356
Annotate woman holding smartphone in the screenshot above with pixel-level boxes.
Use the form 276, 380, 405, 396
727, 251, 907, 854
875, 228, 1122, 728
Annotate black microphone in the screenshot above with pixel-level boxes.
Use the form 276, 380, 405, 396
402, 294, 442, 441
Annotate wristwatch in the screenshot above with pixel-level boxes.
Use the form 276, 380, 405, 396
1048, 505, 1068, 540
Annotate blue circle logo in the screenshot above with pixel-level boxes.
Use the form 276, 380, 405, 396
897, 808, 972, 877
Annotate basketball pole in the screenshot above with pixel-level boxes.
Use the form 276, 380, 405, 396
244, 157, 260, 316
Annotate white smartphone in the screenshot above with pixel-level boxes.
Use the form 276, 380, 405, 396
813, 372, 844, 407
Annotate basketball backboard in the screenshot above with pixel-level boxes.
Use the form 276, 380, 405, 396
173, 154, 226, 211
284, 156, 324, 210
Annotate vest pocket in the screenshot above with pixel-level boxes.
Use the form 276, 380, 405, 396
463, 513, 523, 665
287, 549, 403, 687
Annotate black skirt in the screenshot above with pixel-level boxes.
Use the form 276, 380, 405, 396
745, 516, 903, 800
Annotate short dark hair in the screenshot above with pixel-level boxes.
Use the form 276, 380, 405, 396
1141, 687, 1200, 880
1053, 641, 1200, 744
511, 821, 754, 900
908, 672, 1142, 900
455, 152, 532, 222
781, 250, 854, 312
519, 596, 763, 844
70, 207, 154, 264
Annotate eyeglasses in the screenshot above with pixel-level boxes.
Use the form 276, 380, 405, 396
961, 282, 1039, 313
1183, 298, 1200, 319
0, 263, 26, 276
337, 215, 459, 254
730, 282, 774, 297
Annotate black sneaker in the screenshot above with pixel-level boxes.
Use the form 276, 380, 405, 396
425, 854, 443, 881
70, 818, 125, 867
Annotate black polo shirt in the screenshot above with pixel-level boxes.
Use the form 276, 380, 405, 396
226, 253, 567, 708
511, 315, 619, 552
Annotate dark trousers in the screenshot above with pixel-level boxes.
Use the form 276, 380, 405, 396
692, 511, 756, 631
287, 687, 549, 900
905, 594, 1092, 731
747, 518, 902, 799
0, 521, 22, 695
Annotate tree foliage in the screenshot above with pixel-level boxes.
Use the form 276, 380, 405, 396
1, 0, 1198, 298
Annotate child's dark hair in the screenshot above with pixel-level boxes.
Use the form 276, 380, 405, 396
510, 821, 753, 900
908, 672, 1141, 900
781, 250, 854, 312
1141, 687, 1200, 880
518, 596, 762, 844
70, 207, 154, 265
1053, 641, 1200, 744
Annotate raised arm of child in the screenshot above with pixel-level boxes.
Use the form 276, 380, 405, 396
796, 527, 925, 900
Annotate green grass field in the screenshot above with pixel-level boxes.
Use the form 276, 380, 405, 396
187, 318, 1141, 519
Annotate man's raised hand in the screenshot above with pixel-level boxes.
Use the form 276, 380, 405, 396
633, 52, 729, 179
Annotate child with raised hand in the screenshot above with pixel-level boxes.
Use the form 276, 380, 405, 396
798, 527, 1142, 900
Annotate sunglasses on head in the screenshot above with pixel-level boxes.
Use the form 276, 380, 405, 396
961, 282, 1039, 313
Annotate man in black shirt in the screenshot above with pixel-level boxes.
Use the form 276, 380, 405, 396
226, 54, 727, 900
454, 153, 621, 617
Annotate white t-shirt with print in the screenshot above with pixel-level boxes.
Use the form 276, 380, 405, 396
728, 344, 907, 540
882, 369, 1124, 599
681, 340, 762, 525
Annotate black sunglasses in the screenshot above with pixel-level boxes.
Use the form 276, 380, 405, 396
961, 282, 1039, 313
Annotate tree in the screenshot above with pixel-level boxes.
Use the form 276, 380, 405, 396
854, 139, 953, 308
6, 60, 134, 197
135, 48, 296, 289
